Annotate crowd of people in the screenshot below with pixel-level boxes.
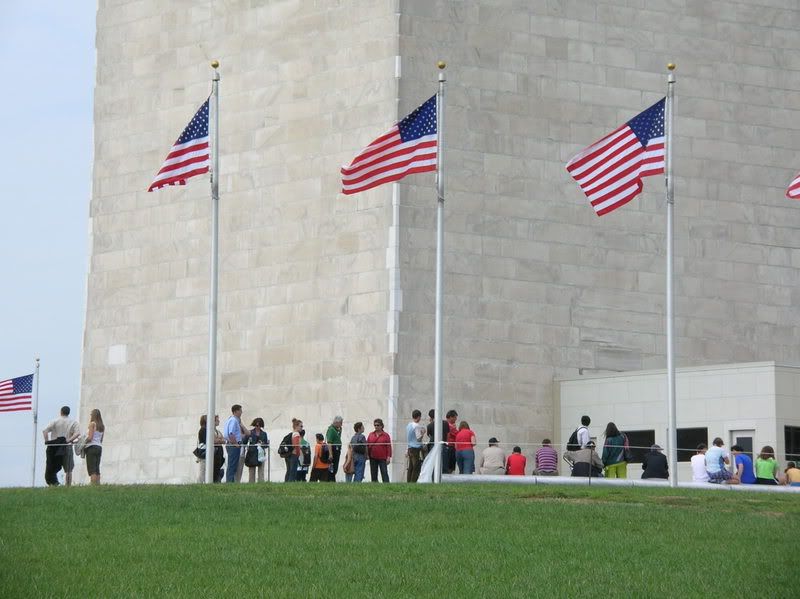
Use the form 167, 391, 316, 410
691, 438, 800, 486
41, 406, 105, 486
192, 407, 800, 486
44, 403, 798, 488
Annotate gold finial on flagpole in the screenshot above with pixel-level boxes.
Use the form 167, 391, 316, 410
437, 61, 446, 70
211, 60, 220, 69
667, 63, 676, 71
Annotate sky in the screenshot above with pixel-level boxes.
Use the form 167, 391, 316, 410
0, 3, 95, 487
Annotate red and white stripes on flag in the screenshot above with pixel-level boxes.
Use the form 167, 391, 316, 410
0, 374, 33, 413
341, 95, 437, 195
148, 99, 210, 192
567, 98, 666, 216
786, 171, 800, 200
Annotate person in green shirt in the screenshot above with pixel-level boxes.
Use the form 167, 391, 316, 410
326, 416, 344, 482
755, 445, 779, 485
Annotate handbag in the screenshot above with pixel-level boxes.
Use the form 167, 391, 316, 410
257, 445, 266, 464
245, 444, 260, 467
193, 443, 207, 460
623, 434, 634, 463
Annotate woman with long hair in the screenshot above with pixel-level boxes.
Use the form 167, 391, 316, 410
85, 409, 105, 485
197, 414, 225, 483
454, 421, 477, 475
755, 445, 779, 485
601, 422, 628, 479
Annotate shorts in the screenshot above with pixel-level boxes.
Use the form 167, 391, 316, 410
708, 469, 732, 483
62, 448, 74, 473
85, 445, 102, 476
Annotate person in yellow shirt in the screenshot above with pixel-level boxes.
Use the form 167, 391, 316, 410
782, 461, 800, 487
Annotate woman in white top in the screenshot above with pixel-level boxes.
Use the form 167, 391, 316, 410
85, 409, 105, 485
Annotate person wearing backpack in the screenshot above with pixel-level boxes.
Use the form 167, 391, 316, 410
280, 418, 303, 482
566, 415, 591, 451
601, 422, 628, 479
310, 433, 331, 482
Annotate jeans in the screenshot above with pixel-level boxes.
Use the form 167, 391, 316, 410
407, 447, 423, 482
347, 453, 366, 482
285, 455, 299, 482
225, 446, 241, 483
370, 459, 390, 482
456, 449, 475, 474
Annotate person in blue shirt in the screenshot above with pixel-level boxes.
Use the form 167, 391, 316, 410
732, 445, 756, 484
223, 404, 245, 483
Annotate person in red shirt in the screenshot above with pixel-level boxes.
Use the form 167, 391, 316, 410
366, 419, 392, 482
445, 410, 459, 473
454, 421, 477, 474
506, 446, 527, 476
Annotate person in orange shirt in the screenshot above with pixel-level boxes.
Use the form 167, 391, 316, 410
506, 446, 527, 475
310, 433, 331, 482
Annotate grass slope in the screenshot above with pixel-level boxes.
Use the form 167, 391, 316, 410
1, 484, 797, 598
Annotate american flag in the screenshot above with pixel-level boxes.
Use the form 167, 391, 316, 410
341, 95, 437, 195
567, 98, 666, 216
0, 374, 33, 413
148, 99, 210, 192
786, 171, 800, 199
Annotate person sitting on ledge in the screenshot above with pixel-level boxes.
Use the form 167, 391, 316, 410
564, 440, 603, 477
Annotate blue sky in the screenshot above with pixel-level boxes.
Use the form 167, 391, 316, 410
0, 3, 95, 486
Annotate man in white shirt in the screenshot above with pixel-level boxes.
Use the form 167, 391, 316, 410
690, 443, 709, 482
406, 410, 425, 482
577, 415, 591, 448
42, 406, 80, 486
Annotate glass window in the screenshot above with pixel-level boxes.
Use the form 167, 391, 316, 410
677, 427, 708, 462
785, 426, 800, 463
622, 429, 655, 464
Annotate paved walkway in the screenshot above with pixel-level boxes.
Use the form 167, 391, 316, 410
442, 473, 800, 493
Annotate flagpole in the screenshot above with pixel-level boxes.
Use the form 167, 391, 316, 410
205, 61, 220, 484
433, 61, 446, 483
31, 357, 40, 487
665, 63, 677, 488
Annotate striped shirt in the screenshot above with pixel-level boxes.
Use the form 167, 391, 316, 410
535, 446, 558, 473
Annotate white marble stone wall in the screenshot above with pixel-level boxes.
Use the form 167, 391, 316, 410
83, 0, 800, 483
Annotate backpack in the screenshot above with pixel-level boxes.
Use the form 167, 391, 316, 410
278, 432, 294, 458
320, 443, 331, 464
300, 443, 312, 467
566, 427, 585, 452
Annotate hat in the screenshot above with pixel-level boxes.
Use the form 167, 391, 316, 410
651, 444, 663, 451
488, 437, 498, 444
586, 440, 596, 448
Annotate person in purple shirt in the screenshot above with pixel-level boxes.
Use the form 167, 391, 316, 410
732, 445, 756, 484
535, 439, 559, 475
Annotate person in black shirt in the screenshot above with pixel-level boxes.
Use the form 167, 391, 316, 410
641, 444, 669, 480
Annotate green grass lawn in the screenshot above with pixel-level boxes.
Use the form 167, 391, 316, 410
1, 483, 797, 598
